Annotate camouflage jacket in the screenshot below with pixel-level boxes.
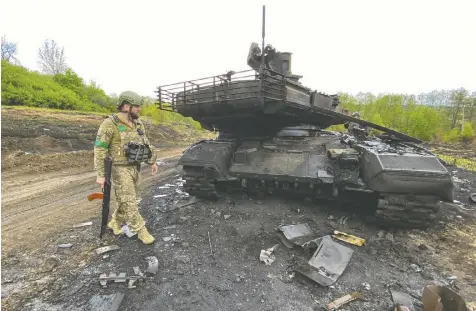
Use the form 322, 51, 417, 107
94, 114, 157, 177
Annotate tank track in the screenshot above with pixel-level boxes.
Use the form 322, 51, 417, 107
375, 194, 441, 228
182, 166, 218, 199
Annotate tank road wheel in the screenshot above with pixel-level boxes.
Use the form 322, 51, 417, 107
375, 194, 441, 228
182, 166, 218, 199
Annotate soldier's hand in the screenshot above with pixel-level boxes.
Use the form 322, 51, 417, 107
96, 177, 106, 189
151, 163, 158, 175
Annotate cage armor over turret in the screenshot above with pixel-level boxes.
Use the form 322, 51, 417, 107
155, 6, 455, 228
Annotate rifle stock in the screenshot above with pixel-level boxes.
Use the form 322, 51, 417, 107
100, 157, 113, 238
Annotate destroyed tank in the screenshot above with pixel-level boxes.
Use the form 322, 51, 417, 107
156, 42, 455, 228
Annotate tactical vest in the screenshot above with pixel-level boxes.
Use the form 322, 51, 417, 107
110, 114, 152, 165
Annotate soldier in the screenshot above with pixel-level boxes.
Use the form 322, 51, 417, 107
94, 91, 158, 244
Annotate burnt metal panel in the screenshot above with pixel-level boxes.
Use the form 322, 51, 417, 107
360, 147, 453, 200
178, 140, 237, 176
88, 293, 124, 311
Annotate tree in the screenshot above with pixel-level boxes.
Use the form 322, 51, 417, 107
37, 38, 67, 75
1, 36, 20, 65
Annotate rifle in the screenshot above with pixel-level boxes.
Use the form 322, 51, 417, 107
100, 157, 113, 238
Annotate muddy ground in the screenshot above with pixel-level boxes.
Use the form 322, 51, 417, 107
1, 107, 476, 311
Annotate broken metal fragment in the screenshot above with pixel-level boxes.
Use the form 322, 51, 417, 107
58, 243, 73, 248
327, 292, 361, 310
332, 230, 365, 247
145, 256, 159, 275
88, 293, 124, 311
95, 245, 120, 255
73, 221, 93, 228
422, 285, 468, 311
99, 272, 145, 288
277, 223, 316, 248
295, 235, 353, 286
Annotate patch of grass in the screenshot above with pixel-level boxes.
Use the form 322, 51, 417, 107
436, 154, 476, 172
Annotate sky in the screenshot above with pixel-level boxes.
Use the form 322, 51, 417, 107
2, 0, 476, 98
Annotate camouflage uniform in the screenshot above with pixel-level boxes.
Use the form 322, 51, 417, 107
94, 91, 157, 243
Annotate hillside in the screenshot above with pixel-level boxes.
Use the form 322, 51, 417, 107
1, 106, 214, 177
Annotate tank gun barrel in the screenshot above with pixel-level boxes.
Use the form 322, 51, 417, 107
304, 104, 422, 143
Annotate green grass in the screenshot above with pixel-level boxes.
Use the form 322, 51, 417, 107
437, 154, 476, 172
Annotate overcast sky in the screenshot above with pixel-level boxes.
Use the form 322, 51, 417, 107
2, 0, 475, 98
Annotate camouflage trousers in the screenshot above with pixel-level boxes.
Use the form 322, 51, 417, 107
110, 165, 145, 233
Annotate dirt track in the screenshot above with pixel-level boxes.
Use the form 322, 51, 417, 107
1, 107, 476, 311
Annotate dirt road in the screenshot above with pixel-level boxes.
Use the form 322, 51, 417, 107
1, 153, 182, 257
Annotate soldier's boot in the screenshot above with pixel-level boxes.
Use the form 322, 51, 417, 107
138, 227, 155, 244
107, 218, 122, 235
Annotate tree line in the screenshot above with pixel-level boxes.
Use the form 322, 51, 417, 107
336, 90, 475, 143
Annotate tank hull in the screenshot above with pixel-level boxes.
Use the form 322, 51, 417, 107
177, 132, 454, 228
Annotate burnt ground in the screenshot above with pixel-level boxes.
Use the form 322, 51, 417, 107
1, 107, 476, 311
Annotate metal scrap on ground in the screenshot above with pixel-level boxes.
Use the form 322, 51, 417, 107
295, 235, 354, 286
72, 221, 93, 228
277, 223, 317, 248
422, 285, 468, 311
95, 245, 120, 255
327, 292, 361, 310
332, 230, 366, 247
87, 293, 124, 311
145, 256, 159, 275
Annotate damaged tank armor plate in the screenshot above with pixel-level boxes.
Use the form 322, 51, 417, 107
155, 7, 455, 228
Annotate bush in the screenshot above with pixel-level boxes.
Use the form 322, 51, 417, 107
1, 60, 111, 112
461, 122, 474, 141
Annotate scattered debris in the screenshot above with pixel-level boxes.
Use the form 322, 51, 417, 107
277, 223, 316, 249
158, 186, 170, 189
145, 256, 159, 275
260, 244, 279, 265
362, 282, 371, 290
295, 235, 354, 286
72, 221, 93, 228
58, 243, 73, 248
328, 215, 335, 220
163, 236, 173, 242
391, 290, 414, 311
154, 194, 167, 198
175, 189, 189, 197
377, 230, 385, 238
224, 214, 232, 220
332, 230, 365, 246
95, 245, 120, 255
338, 216, 348, 225
327, 292, 361, 310
88, 293, 124, 311
99, 271, 145, 289
157, 198, 200, 213
422, 285, 468, 311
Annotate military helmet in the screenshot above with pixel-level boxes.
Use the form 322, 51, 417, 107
117, 91, 143, 107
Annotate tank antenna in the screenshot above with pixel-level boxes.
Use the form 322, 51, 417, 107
261, 5, 266, 69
